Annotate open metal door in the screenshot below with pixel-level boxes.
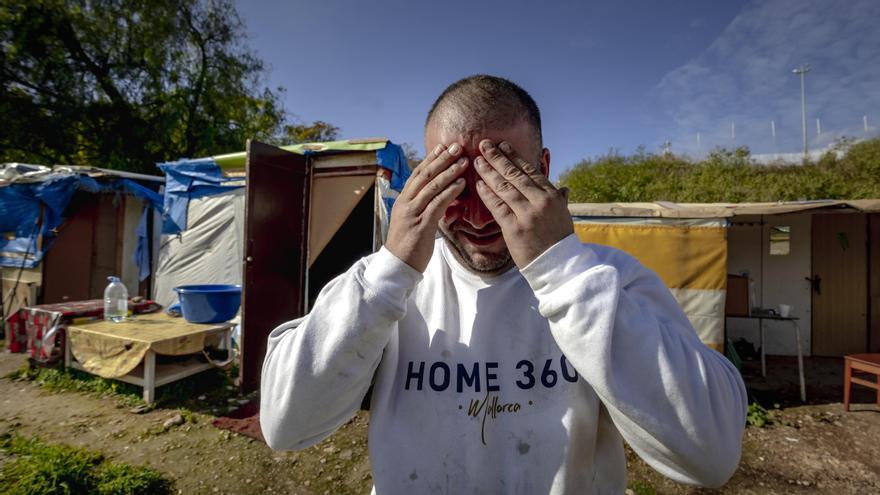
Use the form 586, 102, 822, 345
241, 140, 311, 393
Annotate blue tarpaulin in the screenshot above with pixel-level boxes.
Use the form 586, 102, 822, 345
133, 207, 152, 281
375, 144, 411, 215
157, 158, 243, 235
375, 144, 411, 191
0, 174, 162, 269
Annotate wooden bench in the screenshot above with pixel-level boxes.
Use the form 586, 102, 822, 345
843, 354, 880, 411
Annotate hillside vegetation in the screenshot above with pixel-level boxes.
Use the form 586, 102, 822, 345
559, 138, 880, 203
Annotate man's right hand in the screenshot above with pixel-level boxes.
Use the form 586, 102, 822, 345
385, 143, 468, 272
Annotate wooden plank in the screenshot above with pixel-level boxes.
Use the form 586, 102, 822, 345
313, 152, 378, 169
850, 377, 879, 390
811, 214, 868, 356
346, 137, 388, 145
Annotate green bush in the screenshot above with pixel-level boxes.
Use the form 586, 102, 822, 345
560, 138, 880, 203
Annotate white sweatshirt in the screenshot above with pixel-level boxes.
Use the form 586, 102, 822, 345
260, 234, 747, 494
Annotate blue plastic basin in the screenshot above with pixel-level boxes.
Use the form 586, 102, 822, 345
173, 284, 242, 324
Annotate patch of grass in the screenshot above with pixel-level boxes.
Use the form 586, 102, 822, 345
0, 434, 172, 495
179, 408, 197, 424
6, 361, 248, 413
629, 480, 658, 495
0, 434, 102, 494
7, 365, 144, 408
94, 463, 173, 495
747, 402, 770, 428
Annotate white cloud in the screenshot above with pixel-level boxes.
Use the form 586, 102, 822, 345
650, 0, 880, 157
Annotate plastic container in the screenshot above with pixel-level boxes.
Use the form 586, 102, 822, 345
173, 285, 242, 324
103, 276, 129, 322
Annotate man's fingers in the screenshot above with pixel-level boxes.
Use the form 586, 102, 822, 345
478, 140, 545, 201
403, 143, 462, 200
498, 141, 540, 175
473, 155, 529, 216
474, 179, 516, 226
499, 141, 556, 191
423, 177, 466, 222
409, 157, 468, 213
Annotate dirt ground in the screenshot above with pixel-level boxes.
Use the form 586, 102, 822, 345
1, 349, 879, 494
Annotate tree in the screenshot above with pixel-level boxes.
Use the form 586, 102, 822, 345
0, 0, 292, 173
281, 120, 339, 144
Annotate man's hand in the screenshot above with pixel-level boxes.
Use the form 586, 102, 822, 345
473, 139, 573, 268
385, 143, 468, 272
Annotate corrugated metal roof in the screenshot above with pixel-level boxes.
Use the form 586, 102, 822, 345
568, 199, 880, 218
0, 163, 163, 185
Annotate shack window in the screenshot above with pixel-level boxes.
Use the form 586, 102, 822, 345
769, 225, 790, 255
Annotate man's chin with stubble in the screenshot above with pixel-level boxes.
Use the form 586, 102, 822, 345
439, 229, 514, 275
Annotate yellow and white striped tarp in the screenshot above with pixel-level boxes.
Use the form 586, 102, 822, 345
573, 218, 728, 352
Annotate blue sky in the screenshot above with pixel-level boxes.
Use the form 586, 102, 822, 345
235, 0, 879, 180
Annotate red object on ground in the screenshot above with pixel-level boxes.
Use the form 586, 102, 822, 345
843, 353, 880, 411
5, 299, 162, 361
212, 400, 264, 443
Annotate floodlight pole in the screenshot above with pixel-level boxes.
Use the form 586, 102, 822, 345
792, 64, 811, 160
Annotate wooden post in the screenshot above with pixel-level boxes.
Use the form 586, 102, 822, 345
64, 331, 71, 369
793, 321, 806, 402
760, 322, 766, 378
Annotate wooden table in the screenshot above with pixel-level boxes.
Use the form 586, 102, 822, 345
727, 312, 805, 402
64, 313, 234, 403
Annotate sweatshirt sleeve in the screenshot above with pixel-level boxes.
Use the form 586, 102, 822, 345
520, 233, 747, 488
259, 247, 422, 451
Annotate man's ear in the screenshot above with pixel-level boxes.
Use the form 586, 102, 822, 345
541, 148, 551, 177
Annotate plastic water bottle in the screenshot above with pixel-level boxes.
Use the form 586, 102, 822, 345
104, 276, 129, 322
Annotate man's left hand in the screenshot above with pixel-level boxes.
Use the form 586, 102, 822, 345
473, 139, 574, 268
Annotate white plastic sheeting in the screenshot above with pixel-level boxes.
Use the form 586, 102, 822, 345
152, 189, 244, 308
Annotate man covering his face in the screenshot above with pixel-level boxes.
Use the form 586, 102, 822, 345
261, 75, 747, 494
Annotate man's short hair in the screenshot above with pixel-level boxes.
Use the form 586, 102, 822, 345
425, 75, 543, 149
